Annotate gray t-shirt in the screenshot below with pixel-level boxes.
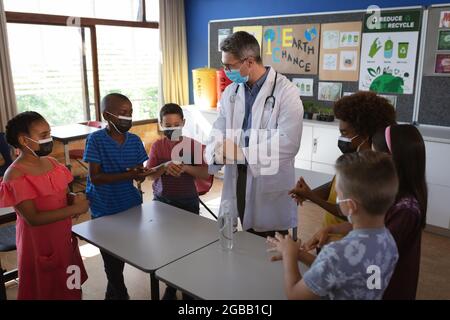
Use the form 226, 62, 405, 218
303, 227, 399, 300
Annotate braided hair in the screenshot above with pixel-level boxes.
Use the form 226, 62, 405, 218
5, 111, 46, 148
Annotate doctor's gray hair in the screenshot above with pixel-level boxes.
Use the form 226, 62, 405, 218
220, 31, 262, 63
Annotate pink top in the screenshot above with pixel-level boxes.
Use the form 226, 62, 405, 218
0, 157, 88, 300
147, 137, 207, 199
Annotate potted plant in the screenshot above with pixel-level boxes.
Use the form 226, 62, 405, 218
316, 107, 335, 122
303, 101, 316, 120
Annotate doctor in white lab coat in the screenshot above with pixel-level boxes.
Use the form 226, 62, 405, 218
205, 31, 303, 236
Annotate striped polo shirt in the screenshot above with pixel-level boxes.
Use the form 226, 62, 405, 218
83, 129, 148, 218
147, 136, 206, 199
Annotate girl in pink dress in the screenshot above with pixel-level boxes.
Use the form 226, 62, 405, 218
0, 111, 89, 299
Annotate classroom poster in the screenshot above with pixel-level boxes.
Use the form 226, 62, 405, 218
380, 94, 398, 108
319, 21, 363, 81
232, 26, 263, 52
262, 24, 320, 74
292, 78, 314, 96
218, 29, 231, 51
439, 11, 450, 28
435, 54, 450, 74
359, 10, 421, 94
318, 82, 342, 101
438, 30, 450, 50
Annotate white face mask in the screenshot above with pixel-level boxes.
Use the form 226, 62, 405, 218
336, 197, 354, 224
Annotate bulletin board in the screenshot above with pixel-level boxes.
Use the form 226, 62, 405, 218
319, 21, 362, 82
209, 7, 425, 123
418, 5, 450, 126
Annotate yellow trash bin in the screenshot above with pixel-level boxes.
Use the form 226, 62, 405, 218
192, 67, 217, 108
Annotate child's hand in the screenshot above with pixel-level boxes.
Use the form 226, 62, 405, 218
67, 192, 77, 205
72, 198, 90, 216
165, 161, 184, 177
72, 193, 87, 204
269, 246, 306, 262
288, 191, 307, 206
129, 167, 154, 180
288, 177, 312, 203
266, 233, 300, 260
302, 227, 331, 251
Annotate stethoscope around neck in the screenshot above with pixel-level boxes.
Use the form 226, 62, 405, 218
229, 72, 278, 111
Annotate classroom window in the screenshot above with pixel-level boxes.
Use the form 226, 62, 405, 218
4, 0, 142, 21
96, 26, 160, 121
7, 24, 91, 126
145, 0, 159, 22
5, 0, 160, 123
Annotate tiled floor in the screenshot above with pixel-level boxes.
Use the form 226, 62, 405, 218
2, 178, 450, 299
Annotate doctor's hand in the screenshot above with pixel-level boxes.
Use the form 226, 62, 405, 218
221, 139, 244, 162
289, 177, 313, 205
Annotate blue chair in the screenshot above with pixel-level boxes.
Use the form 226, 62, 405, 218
0, 133, 13, 176
0, 223, 17, 300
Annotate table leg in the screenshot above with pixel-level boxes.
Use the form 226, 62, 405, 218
292, 227, 298, 241
150, 272, 159, 300
63, 142, 74, 191
0, 260, 6, 300
63, 142, 71, 170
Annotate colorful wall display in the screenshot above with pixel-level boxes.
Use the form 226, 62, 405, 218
380, 94, 398, 108
359, 10, 421, 94
319, 21, 362, 81
439, 11, 450, 28
232, 26, 263, 52
218, 29, 231, 51
318, 82, 342, 101
292, 78, 314, 96
438, 30, 450, 50
262, 24, 320, 74
435, 54, 450, 74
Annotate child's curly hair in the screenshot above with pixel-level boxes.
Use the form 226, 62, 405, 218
333, 91, 397, 137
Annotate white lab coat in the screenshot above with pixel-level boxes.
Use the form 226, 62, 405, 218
205, 67, 304, 232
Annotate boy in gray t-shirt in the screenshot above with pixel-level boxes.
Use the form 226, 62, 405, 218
302, 227, 398, 299
268, 151, 399, 300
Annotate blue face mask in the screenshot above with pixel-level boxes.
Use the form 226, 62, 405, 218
225, 69, 249, 84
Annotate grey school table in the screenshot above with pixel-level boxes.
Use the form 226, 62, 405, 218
295, 168, 333, 189
0, 207, 15, 225
51, 123, 100, 170
72, 201, 220, 300
155, 231, 309, 300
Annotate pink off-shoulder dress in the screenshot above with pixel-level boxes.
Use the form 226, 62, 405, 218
0, 157, 87, 300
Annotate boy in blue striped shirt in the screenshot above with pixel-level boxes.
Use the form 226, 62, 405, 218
83, 93, 153, 300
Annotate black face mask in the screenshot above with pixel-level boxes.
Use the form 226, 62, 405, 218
25, 137, 54, 157
106, 111, 132, 134
114, 119, 132, 133
337, 136, 358, 154
162, 127, 183, 141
